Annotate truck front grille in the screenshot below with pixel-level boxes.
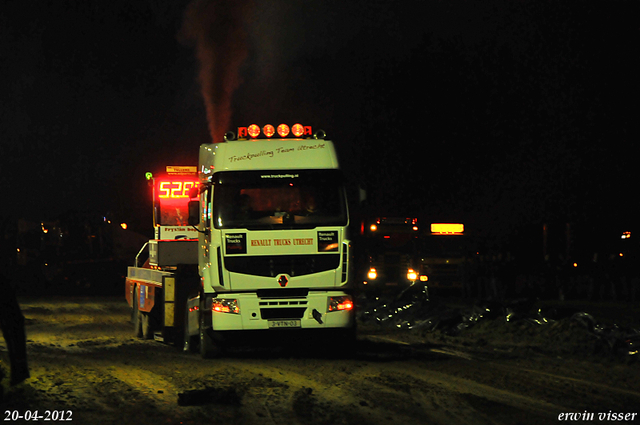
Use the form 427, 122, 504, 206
224, 254, 340, 277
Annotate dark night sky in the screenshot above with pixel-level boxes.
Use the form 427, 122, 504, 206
1, 0, 638, 242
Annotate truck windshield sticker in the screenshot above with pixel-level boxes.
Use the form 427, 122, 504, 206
260, 174, 299, 179
318, 231, 339, 252
225, 233, 247, 254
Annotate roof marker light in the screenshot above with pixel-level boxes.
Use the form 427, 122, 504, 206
367, 268, 377, 280
248, 124, 260, 138
263, 124, 275, 138
236, 123, 314, 139
277, 124, 290, 137
292, 123, 305, 137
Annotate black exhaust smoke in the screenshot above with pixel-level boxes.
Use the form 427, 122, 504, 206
181, 0, 254, 143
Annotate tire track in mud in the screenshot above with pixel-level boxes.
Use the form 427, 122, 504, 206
215, 361, 382, 425
223, 355, 558, 425
219, 359, 481, 425
369, 363, 561, 424
105, 366, 177, 406
14, 297, 640, 425
368, 334, 640, 417
480, 361, 640, 413
22, 361, 186, 424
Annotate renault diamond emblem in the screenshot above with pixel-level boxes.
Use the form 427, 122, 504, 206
277, 275, 289, 287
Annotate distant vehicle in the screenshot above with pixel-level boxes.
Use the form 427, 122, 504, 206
358, 217, 426, 298
419, 223, 469, 292
125, 124, 356, 358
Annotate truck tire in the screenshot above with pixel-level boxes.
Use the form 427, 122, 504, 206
132, 288, 143, 338
183, 308, 198, 354
199, 313, 221, 359
141, 312, 154, 340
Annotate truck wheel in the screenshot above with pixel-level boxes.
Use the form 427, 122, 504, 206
141, 312, 154, 340
199, 313, 221, 359
132, 289, 142, 338
183, 309, 198, 354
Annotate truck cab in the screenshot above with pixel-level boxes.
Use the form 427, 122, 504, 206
184, 124, 356, 357
358, 217, 426, 299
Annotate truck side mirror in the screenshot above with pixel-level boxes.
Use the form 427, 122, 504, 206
188, 200, 200, 226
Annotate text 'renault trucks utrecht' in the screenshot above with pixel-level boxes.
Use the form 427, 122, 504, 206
125, 124, 356, 357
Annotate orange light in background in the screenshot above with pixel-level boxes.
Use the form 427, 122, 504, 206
407, 269, 418, 281
248, 124, 260, 138
367, 268, 377, 280
263, 124, 275, 138
291, 123, 305, 137
370, 224, 377, 232
573, 262, 578, 268
120, 223, 128, 230
420, 275, 429, 282
431, 223, 464, 235
277, 124, 290, 137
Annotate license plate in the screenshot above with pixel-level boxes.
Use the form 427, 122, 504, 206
268, 320, 301, 328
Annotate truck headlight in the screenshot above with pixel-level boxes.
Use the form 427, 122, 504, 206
407, 269, 418, 281
212, 298, 239, 314
367, 268, 377, 280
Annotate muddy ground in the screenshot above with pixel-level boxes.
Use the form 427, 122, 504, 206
1, 296, 640, 425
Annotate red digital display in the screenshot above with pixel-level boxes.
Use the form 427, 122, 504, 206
157, 180, 199, 199
155, 176, 199, 226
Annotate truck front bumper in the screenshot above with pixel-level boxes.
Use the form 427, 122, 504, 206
206, 290, 354, 331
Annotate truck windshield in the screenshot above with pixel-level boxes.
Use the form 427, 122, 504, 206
212, 170, 348, 229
